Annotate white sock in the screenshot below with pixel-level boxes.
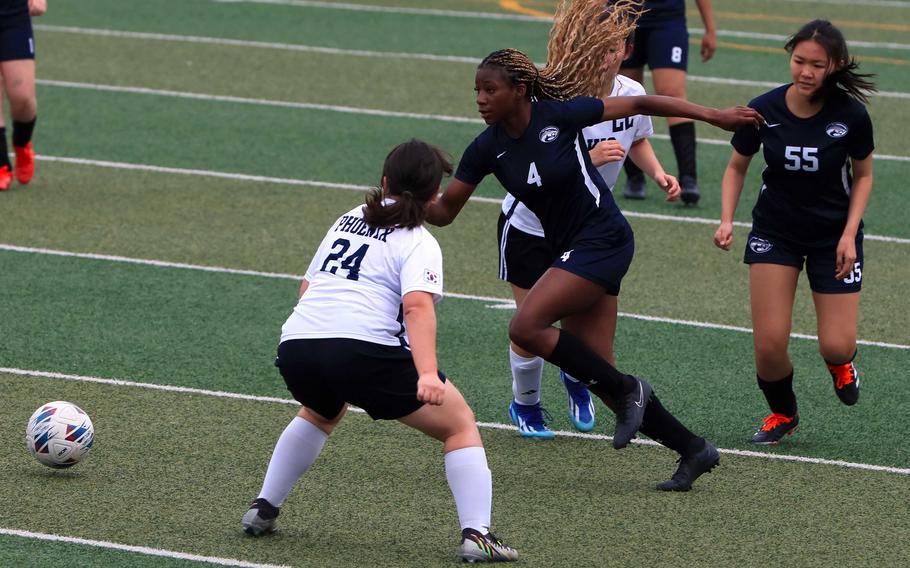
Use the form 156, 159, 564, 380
510, 347, 544, 406
444, 446, 492, 533
563, 371, 581, 383
258, 416, 329, 507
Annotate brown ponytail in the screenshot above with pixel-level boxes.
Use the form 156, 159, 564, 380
363, 139, 453, 229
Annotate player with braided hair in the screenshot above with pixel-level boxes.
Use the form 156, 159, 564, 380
428, 0, 763, 491
498, 6, 683, 441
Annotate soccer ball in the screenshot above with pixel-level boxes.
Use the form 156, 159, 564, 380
25, 401, 95, 469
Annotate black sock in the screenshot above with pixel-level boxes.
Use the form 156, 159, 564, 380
757, 372, 797, 417
12, 117, 36, 148
622, 156, 644, 181
639, 394, 705, 456
669, 121, 696, 180
0, 128, 10, 168
548, 329, 637, 399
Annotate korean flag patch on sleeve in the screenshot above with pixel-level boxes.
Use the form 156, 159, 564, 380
423, 268, 440, 285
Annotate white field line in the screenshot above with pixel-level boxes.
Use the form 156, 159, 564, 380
0, 528, 292, 568
3, 367, 909, 475
211, 0, 550, 21
33, 152, 910, 246
34, 25, 910, 100
2, 242, 908, 351
34, 78, 910, 167
689, 27, 910, 51
214, 0, 910, 17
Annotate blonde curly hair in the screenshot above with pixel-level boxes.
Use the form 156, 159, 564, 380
478, 1, 643, 101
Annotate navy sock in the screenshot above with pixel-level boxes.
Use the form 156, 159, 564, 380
757, 372, 797, 417
547, 329, 636, 399
622, 156, 644, 181
12, 117, 36, 148
0, 127, 10, 168
639, 394, 704, 456
669, 121, 696, 180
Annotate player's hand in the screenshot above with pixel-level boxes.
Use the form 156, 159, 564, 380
714, 222, 734, 251
701, 31, 717, 62
712, 106, 765, 131
416, 372, 445, 406
834, 234, 857, 280
588, 139, 625, 167
655, 173, 680, 201
28, 0, 46, 16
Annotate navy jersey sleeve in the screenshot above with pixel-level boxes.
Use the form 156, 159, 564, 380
454, 137, 491, 186
847, 105, 874, 160
560, 97, 605, 130
731, 95, 764, 155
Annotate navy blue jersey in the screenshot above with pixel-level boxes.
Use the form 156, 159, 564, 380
638, 0, 686, 28
731, 85, 874, 246
0, 0, 28, 21
456, 97, 631, 253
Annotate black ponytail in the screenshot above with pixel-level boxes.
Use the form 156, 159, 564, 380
786, 19, 877, 104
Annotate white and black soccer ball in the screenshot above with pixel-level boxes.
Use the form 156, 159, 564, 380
25, 401, 95, 469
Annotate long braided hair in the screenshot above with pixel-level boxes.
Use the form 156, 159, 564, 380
478, 0, 643, 101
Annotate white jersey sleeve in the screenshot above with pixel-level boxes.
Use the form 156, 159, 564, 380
400, 233, 443, 302
282, 204, 443, 346
582, 76, 653, 189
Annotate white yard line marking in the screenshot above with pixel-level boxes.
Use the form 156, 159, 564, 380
34, 78, 910, 167
211, 0, 550, 21
33, 153, 910, 245
0, 528, 292, 568
3, 367, 908, 475
2, 242, 907, 350
35, 25, 910, 99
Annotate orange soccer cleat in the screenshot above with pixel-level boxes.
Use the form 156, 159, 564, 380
14, 141, 35, 185
0, 165, 12, 191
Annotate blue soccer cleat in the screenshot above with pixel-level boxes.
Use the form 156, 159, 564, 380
561, 371, 595, 432
508, 401, 555, 439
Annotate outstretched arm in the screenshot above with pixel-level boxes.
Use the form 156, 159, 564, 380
601, 95, 764, 131
426, 178, 478, 227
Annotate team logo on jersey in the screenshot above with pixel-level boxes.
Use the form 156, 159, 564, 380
539, 126, 560, 143
825, 122, 848, 138
423, 269, 440, 285
748, 236, 773, 254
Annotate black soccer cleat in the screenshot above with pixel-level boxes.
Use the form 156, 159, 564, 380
679, 175, 700, 206
827, 361, 860, 406
242, 498, 280, 536
457, 528, 519, 563
622, 174, 646, 200
656, 441, 720, 492
612, 377, 652, 449
750, 413, 799, 445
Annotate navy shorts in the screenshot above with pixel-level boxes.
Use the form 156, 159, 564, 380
0, 18, 34, 62
276, 338, 447, 421
621, 20, 689, 71
497, 212, 554, 290
743, 230, 864, 293
551, 236, 634, 296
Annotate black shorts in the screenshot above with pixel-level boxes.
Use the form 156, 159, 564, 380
552, 236, 634, 296
0, 18, 34, 62
743, 230, 864, 293
497, 212, 554, 289
276, 338, 446, 421
621, 19, 689, 71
